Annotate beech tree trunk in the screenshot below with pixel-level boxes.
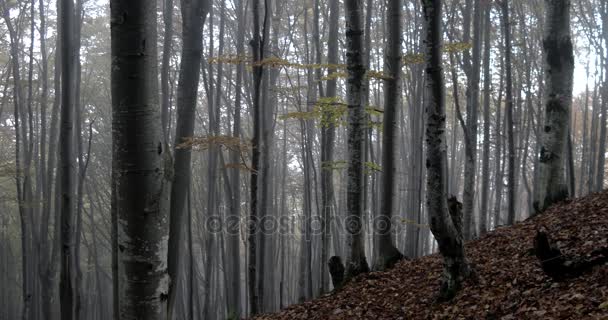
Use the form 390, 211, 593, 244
166, 0, 210, 316
421, 0, 473, 301
344, 0, 370, 281
534, 0, 574, 213
110, 0, 169, 318
320, 0, 340, 293
59, 0, 76, 319
501, 0, 516, 224
374, 0, 404, 271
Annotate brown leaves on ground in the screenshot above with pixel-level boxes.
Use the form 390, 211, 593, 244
255, 191, 608, 320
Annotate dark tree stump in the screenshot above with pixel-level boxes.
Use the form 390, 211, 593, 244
534, 226, 608, 280
328, 256, 345, 289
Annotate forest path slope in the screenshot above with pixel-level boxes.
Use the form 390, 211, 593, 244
256, 191, 608, 319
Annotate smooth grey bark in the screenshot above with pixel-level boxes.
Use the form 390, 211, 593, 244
59, 0, 76, 319
479, 1, 491, 236
344, 0, 370, 281
462, 0, 482, 240
226, 0, 245, 317
110, 0, 169, 318
501, 0, 516, 225
374, 0, 404, 271
166, 0, 210, 317
422, 0, 473, 301
320, 0, 339, 294
534, 0, 574, 213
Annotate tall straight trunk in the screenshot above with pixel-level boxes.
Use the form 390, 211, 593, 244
501, 0, 516, 224
226, 0, 246, 317
110, 0, 169, 318
320, 0, 339, 293
479, 1, 491, 235
422, 0, 473, 301
534, 0, 574, 213
248, 0, 266, 315
166, 0, 210, 316
462, 0, 482, 240
344, 0, 370, 281
374, 0, 404, 271
59, 0, 76, 318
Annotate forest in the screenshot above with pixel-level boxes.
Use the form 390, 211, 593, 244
0, 0, 606, 319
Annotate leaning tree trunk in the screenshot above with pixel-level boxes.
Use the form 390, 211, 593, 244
421, 0, 474, 301
166, 0, 210, 316
534, 0, 574, 213
344, 0, 370, 281
110, 0, 169, 319
374, 0, 404, 271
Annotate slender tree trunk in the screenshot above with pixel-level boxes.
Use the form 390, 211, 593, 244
534, 0, 574, 213
59, 0, 76, 318
248, 0, 266, 315
166, 0, 210, 316
344, 0, 370, 281
422, 0, 473, 301
320, 0, 339, 294
501, 0, 516, 224
374, 0, 404, 271
110, 0, 169, 318
226, 0, 246, 316
479, 1, 491, 235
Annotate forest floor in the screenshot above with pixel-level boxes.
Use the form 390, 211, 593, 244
255, 191, 608, 319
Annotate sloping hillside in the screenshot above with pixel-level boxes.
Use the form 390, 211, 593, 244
257, 192, 608, 319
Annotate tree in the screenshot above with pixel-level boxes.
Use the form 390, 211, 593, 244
59, 0, 76, 318
501, 0, 516, 225
110, 0, 169, 318
320, 0, 340, 292
344, 0, 370, 281
534, 0, 574, 213
248, 0, 267, 315
374, 0, 404, 271
479, 0, 492, 235
421, 0, 474, 301
166, 0, 210, 316
462, 0, 483, 240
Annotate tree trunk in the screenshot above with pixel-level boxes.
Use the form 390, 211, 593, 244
59, 0, 76, 318
320, 0, 339, 294
374, 0, 404, 271
344, 0, 370, 281
479, 1, 491, 236
534, 0, 574, 213
248, 0, 266, 315
462, 0, 482, 240
110, 0, 169, 318
501, 0, 516, 224
422, 0, 473, 301
166, 0, 210, 316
